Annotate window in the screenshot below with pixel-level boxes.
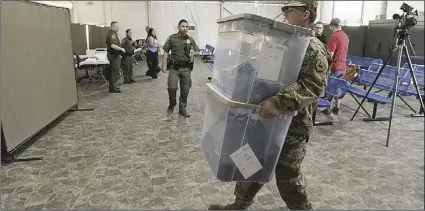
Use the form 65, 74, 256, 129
333, 1, 363, 24
362, 1, 382, 25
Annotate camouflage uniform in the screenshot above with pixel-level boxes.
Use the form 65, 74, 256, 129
208, 1, 332, 210
162, 33, 200, 117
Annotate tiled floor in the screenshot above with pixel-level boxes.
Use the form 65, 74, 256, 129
1, 59, 424, 210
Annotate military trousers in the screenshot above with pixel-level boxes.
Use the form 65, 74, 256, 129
107, 54, 121, 90
167, 67, 192, 111
232, 129, 312, 210
121, 55, 133, 82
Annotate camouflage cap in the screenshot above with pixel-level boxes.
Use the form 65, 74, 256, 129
281, 0, 318, 12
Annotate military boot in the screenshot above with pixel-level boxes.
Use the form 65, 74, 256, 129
167, 88, 177, 114
167, 105, 174, 114
208, 200, 253, 210
179, 109, 190, 118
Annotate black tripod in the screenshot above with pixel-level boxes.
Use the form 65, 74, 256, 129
350, 28, 424, 147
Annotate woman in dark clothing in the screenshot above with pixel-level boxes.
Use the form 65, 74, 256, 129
145, 28, 161, 79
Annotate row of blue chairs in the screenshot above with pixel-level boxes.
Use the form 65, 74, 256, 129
348, 63, 424, 121
347, 55, 384, 69
314, 76, 350, 126
201, 44, 215, 63
314, 62, 424, 125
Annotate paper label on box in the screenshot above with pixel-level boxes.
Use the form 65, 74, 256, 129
230, 144, 262, 179
257, 43, 287, 81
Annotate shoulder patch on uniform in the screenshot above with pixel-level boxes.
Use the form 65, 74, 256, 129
315, 57, 327, 72
186, 39, 191, 44
112, 34, 116, 40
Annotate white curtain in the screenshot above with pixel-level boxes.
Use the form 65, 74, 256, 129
111, 1, 149, 40
149, 1, 220, 51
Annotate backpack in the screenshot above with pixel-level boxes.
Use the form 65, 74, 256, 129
343, 65, 360, 82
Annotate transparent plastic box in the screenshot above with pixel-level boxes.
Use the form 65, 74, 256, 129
201, 14, 313, 182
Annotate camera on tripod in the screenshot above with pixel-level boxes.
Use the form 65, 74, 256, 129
392, 3, 419, 30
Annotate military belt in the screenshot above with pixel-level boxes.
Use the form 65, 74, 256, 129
172, 61, 191, 70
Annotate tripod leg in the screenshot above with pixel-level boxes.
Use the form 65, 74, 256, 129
385, 46, 403, 147
402, 45, 425, 117
351, 48, 396, 121
396, 94, 417, 113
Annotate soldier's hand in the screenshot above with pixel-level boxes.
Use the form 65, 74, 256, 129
162, 68, 167, 73
259, 100, 279, 118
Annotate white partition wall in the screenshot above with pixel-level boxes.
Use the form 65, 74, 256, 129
0, 1, 77, 151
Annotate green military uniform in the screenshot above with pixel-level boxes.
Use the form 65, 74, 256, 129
162, 33, 200, 117
208, 1, 332, 210
105, 29, 121, 91
121, 36, 134, 83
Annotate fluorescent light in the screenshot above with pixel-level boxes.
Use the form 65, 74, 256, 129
85, 24, 90, 50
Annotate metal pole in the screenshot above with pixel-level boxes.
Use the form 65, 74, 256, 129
219, 1, 223, 18
147, 1, 151, 27
360, 0, 366, 25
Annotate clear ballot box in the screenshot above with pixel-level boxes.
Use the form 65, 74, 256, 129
201, 14, 314, 182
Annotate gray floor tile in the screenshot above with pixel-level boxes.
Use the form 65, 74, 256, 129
1, 58, 424, 210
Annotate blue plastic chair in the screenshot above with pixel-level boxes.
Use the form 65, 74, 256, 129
314, 76, 350, 126
346, 59, 352, 66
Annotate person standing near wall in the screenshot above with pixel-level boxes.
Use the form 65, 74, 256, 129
105, 21, 125, 93
323, 18, 349, 115
121, 29, 136, 84
162, 19, 200, 118
145, 28, 161, 79
208, 0, 332, 210
145, 25, 151, 34
314, 21, 327, 45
